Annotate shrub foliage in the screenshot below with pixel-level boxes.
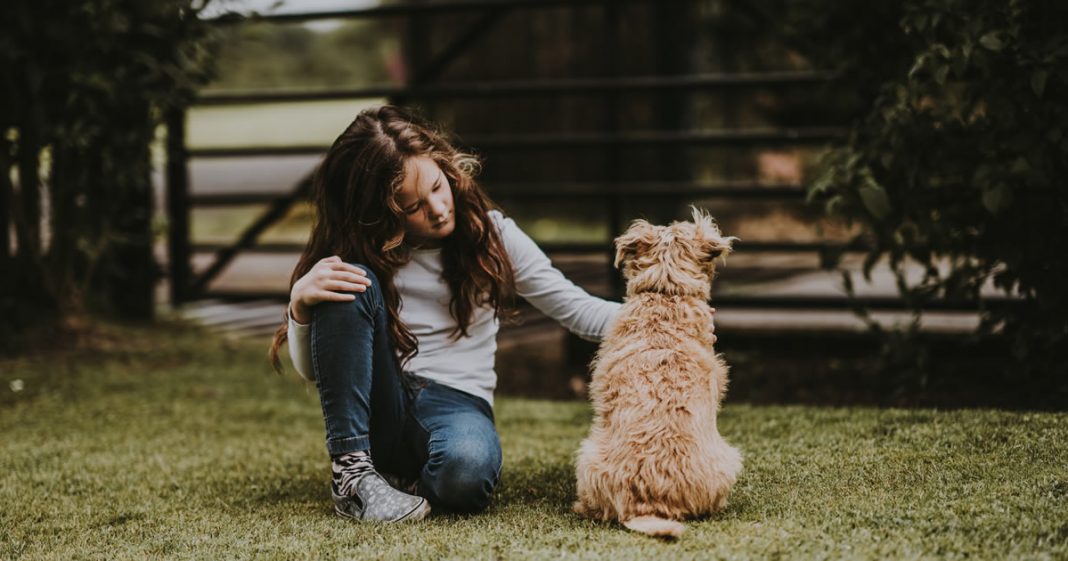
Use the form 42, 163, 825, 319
732, 0, 1068, 374
1, 1, 217, 337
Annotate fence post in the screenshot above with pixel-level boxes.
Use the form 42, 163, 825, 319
165, 106, 191, 306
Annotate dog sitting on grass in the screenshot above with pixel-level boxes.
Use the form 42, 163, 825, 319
573, 208, 743, 539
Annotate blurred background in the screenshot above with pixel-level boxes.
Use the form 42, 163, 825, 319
4, 0, 1067, 408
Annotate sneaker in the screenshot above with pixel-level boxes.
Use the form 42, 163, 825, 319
331, 470, 430, 522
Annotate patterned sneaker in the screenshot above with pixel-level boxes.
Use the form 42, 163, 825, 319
331, 470, 430, 522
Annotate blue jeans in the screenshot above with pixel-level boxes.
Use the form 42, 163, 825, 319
309, 265, 502, 513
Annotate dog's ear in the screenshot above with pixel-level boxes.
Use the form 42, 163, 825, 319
690, 206, 736, 262
613, 219, 657, 270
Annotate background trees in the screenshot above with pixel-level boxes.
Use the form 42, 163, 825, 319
5, 0, 1064, 387
728, 0, 1068, 377
1, 0, 216, 344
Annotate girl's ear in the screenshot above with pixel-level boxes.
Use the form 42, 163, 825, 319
613, 219, 657, 270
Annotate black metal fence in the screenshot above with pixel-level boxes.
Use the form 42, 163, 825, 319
165, 0, 997, 315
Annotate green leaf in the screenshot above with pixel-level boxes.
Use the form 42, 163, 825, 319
908, 54, 928, 82
981, 183, 1012, 214
1010, 157, 1030, 174
808, 173, 833, 196
934, 64, 950, 85
825, 195, 844, 216
880, 152, 894, 169
979, 32, 1004, 51
858, 183, 892, 220
1031, 69, 1048, 97
972, 163, 995, 184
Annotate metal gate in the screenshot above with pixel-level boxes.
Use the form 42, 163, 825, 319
164, 0, 985, 332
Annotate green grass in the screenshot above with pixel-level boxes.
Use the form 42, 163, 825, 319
2, 322, 1066, 560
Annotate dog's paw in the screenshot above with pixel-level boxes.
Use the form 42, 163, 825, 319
572, 500, 587, 516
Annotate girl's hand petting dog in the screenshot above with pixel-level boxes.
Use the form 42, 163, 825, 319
290, 256, 373, 324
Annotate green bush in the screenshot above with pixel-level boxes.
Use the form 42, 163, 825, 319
1, 0, 217, 335
729, 0, 1068, 376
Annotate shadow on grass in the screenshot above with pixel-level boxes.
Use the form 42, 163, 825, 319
506, 330, 1068, 411
497, 462, 577, 511
247, 474, 327, 508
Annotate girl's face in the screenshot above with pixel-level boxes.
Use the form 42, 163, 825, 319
396, 155, 456, 247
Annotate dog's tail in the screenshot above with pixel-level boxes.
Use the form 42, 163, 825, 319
622, 515, 685, 539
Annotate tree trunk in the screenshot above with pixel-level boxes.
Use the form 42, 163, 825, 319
46, 143, 86, 317
7, 102, 59, 331
100, 101, 156, 321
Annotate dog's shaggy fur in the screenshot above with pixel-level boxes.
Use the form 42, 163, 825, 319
573, 208, 743, 539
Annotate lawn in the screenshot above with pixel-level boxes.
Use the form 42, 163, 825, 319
1, 321, 1065, 560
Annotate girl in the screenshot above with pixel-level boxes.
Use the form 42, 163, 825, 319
267, 105, 711, 523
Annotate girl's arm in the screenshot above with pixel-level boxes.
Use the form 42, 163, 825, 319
287, 308, 314, 381
492, 211, 622, 341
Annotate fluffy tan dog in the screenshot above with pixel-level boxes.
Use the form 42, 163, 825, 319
573, 207, 743, 539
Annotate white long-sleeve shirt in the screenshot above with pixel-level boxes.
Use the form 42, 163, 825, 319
287, 210, 621, 405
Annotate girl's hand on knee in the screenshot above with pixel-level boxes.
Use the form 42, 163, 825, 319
290, 256, 372, 323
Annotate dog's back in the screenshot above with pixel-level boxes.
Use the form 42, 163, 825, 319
573, 210, 742, 538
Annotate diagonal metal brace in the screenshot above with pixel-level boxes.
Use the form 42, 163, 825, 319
395, 6, 511, 102
188, 174, 312, 297
187, 6, 511, 299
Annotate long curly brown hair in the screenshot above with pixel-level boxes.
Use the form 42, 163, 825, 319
268, 105, 515, 374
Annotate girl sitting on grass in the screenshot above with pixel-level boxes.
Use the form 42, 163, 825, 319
267, 105, 712, 523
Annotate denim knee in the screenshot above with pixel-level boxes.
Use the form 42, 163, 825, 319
313, 262, 382, 320
425, 437, 502, 513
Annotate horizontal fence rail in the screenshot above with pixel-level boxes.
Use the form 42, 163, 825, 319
190, 182, 809, 206
165, 1, 1009, 327
195, 289, 1017, 312
187, 128, 845, 158
172, 1, 892, 319
195, 72, 831, 105
212, 0, 663, 24
190, 241, 868, 254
